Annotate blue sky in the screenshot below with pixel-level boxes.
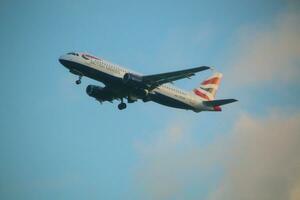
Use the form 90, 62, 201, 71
1, 0, 299, 200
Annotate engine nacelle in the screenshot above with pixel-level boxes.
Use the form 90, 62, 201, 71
86, 85, 113, 101
123, 73, 146, 88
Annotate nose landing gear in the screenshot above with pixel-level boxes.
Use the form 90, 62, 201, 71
75, 76, 82, 85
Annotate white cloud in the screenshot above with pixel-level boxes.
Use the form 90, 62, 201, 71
209, 111, 300, 200
134, 119, 221, 200
135, 111, 300, 200
227, 9, 300, 86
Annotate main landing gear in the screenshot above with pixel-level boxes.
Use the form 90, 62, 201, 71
75, 76, 82, 85
118, 98, 127, 110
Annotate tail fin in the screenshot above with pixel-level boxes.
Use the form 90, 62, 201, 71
193, 72, 223, 100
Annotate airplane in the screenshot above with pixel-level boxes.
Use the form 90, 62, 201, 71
59, 52, 237, 112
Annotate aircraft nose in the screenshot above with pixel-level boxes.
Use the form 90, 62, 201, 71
58, 55, 65, 63
58, 55, 68, 67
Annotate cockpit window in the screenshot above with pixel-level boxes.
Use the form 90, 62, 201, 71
67, 52, 79, 56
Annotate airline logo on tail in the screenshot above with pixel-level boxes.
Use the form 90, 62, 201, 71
193, 72, 237, 112
193, 73, 223, 100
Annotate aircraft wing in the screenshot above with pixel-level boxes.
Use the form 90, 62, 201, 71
143, 66, 211, 89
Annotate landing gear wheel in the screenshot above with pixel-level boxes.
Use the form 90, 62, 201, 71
75, 79, 81, 85
118, 102, 127, 110
75, 76, 82, 85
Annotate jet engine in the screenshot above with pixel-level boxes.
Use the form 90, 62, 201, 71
86, 85, 114, 101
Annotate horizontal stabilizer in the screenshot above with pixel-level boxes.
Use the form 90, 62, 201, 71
203, 99, 238, 107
